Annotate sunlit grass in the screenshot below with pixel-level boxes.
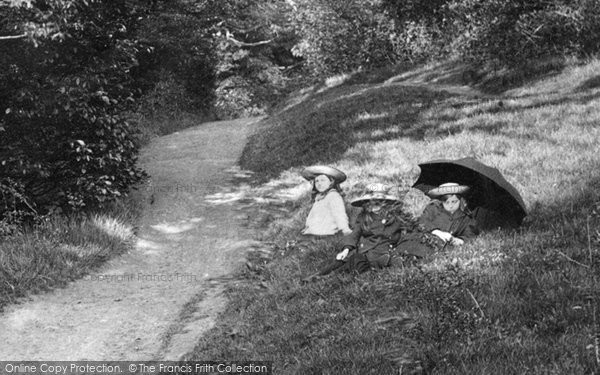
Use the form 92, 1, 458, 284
0, 200, 139, 311
92, 214, 135, 242
323, 73, 352, 89
190, 58, 600, 373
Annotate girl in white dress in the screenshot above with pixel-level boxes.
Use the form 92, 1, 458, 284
301, 165, 352, 236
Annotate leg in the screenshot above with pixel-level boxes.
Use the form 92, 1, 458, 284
396, 238, 437, 258
317, 259, 346, 276
345, 253, 372, 274
366, 251, 391, 269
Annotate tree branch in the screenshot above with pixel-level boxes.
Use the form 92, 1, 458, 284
0, 33, 27, 40
225, 30, 271, 47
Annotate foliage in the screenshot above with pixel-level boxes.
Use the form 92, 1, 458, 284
133, 3, 217, 116
135, 71, 194, 121
210, 0, 297, 118
0, 0, 147, 223
131, 0, 299, 119
383, 0, 600, 66
3, 0, 600, 230
289, 0, 399, 78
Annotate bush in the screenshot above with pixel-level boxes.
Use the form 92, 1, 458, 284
0, 0, 146, 224
390, 20, 449, 63
383, 0, 600, 67
137, 71, 194, 119
132, 8, 217, 113
210, 1, 294, 118
290, 0, 400, 78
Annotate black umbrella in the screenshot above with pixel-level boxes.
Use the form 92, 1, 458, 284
412, 157, 527, 229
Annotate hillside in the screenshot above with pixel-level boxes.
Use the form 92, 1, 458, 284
189, 59, 600, 374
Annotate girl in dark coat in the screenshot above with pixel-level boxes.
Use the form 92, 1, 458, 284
397, 182, 479, 259
302, 184, 415, 280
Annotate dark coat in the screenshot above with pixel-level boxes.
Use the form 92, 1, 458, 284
341, 211, 413, 268
396, 201, 479, 258
418, 201, 479, 239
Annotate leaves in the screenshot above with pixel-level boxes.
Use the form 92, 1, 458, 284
0, 0, 148, 222
382, 0, 600, 66
288, 0, 398, 78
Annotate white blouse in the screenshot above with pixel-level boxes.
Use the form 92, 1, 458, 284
302, 190, 351, 235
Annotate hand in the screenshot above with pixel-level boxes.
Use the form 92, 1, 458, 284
431, 229, 453, 243
336, 248, 350, 261
450, 237, 464, 246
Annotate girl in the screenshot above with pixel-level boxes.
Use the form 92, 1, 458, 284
397, 182, 479, 259
303, 183, 414, 280
301, 165, 352, 236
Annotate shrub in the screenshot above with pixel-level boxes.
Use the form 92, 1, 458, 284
133, 8, 217, 113
137, 71, 194, 120
384, 0, 600, 67
290, 0, 400, 78
0, 0, 146, 224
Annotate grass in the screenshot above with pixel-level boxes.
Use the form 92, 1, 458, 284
0, 88, 209, 311
0, 195, 142, 312
186, 57, 600, 374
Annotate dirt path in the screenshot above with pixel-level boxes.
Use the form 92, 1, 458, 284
0, 117, 261, 360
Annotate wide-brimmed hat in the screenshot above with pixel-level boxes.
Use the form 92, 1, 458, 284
301, 165, 347, 183
350, 183, 402, 207
427, 182, 470, 197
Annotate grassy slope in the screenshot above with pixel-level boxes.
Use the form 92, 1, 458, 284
0, 196, 142, 312
190, 59, 600, 374
0, 97, 194, 311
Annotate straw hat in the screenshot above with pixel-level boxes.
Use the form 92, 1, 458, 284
301, 165, 347, 183
350, 183, 402, 207
427, 182, 470, 197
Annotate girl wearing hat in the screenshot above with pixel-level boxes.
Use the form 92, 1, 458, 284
397, 182, 479, 259
301, 165, 352, 236
303, 183, 415, 279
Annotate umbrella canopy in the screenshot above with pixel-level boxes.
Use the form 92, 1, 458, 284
412, 157, 527, 229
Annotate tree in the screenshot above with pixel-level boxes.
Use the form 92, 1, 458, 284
209, 0, 299, 117
289, 0, 399, 77
0, 0, 149, 225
